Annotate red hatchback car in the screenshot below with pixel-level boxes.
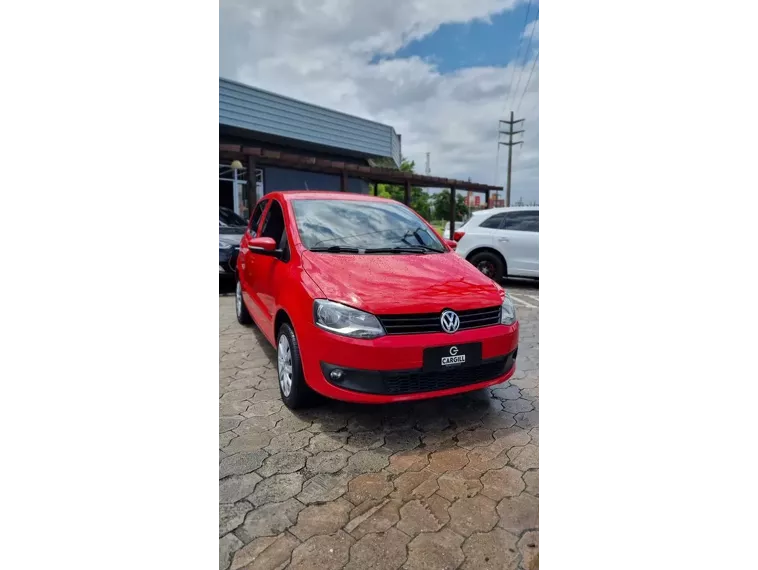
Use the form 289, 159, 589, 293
235, 192, 519, 409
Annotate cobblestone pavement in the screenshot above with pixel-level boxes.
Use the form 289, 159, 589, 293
220, 281, 539, 570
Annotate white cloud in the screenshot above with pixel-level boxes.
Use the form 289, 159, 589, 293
220, 0, 539, 203
522, 19, 539, 42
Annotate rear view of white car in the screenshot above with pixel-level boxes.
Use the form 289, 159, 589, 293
443, 220, 464, 238
454, 207, 538, 281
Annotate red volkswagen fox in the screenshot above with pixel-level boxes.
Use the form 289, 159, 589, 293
235, 192, 519, 409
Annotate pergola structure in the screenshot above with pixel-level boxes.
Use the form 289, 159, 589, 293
220, 143, 503, 240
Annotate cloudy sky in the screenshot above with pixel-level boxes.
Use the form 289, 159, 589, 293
220, 0, 539, 204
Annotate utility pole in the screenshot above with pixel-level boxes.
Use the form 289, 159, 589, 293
498, 111, 524, 207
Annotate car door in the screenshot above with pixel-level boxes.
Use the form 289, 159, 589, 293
469, 211, 506, 255
239, 199, 269, 324
499, 210, 539, 277
246, 198, 289, 335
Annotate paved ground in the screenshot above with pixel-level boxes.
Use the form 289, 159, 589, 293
220, 279, 539, 570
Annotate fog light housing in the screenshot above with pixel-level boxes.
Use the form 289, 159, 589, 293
330, 369, 345, 382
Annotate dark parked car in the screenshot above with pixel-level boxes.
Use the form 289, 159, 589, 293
219, 207, 247, 277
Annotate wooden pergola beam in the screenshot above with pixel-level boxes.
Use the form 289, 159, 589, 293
220, 144, 503, 192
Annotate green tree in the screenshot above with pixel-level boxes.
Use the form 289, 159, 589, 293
431, 190, 469, 221
371, 159, 432, 221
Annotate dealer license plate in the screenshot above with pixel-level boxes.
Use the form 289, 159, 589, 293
441, 354, 466, 366
423, 343, 482, 371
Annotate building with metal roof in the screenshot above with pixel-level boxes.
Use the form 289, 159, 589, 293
219, 77, 500, 237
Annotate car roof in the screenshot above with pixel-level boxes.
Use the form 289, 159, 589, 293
266, 191, 396, 204
470, 205, 538, 216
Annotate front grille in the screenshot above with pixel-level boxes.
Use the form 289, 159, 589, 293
378, 306, 501, 334
382, 357, 508, 395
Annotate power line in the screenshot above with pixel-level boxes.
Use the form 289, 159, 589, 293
513, 129, 525, 163
496, 0, 532, 189
510, 8, 539, 112
495, 2, 537, 196
515, 51, 539, 114
493, 110, 505, 185
502, 0, 533, 113
521, 89, 539, 119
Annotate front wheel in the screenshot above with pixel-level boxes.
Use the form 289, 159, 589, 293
277, 323, 315, 409
469, 251, 505, 282
235, 279, 252, 325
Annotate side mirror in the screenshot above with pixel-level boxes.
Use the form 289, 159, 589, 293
247, 238, 276, 251
248, 237, 277, 254
445, 239, 457, 250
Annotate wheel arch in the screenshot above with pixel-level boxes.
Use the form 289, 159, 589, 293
465, 247, 507, 272
274, 308, 293, 340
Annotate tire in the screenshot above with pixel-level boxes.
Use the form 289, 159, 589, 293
276, 323, 315, 409
469, 251, 505, 282
235, 279, 253, 325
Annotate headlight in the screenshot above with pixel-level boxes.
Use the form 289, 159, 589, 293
219, 241, 230, 249
314, 300, 385, 339
501, 293, 517, 325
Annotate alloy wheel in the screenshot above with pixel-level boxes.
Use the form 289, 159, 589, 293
235, 280, 242, 317
477, 261, 495, 277
278, 334, 293, 397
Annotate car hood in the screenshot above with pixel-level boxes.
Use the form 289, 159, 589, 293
301, 250, 505, 314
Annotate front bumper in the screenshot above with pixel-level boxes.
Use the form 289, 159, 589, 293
298, 321, 519, 404
321, 349, 516, 396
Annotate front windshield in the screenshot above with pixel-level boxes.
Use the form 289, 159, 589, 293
291, 199, 446, 253
219, 207, 247, 227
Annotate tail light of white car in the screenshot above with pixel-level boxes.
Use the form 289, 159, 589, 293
453, 230, 466, 241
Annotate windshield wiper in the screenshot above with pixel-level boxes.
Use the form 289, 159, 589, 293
400, 228, 445, 252
402, 243, 444, 253
363, 246, 436, 254
309, 245, 363, 253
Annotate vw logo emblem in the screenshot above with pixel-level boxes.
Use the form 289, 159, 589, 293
441, 310, 460, 334
449, 346, 459, 355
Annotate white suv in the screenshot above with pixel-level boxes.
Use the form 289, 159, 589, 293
454, 207, 538, 281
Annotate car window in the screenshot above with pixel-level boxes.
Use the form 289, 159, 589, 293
260, 200, 286, 246
291, 199, 445, 253
249, 200, 268, 237
479, 212, 505, 229
503, 210, 539, 232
